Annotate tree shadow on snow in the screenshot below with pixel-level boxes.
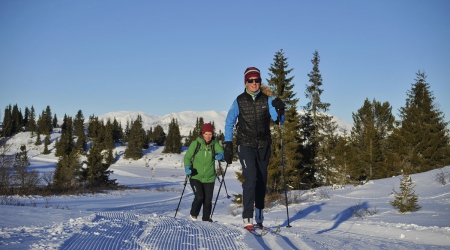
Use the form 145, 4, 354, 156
287, 202, 326, 225
316, 201, 369, 234
252, 236, 272, 250
249, 231, 299, 250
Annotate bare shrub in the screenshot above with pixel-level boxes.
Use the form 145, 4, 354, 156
0, 143, 14, 194
265, 193, 282, 209
0, 195, 37, 207
154, 185, 178, 192
351, 201, 378, 218
228, 206, 241, 217
433, 168, 447, 186
316, 187, 332, 200
293, 190, 311, 203
277, 190, 310, 207
44, 197, 51, 208
41, 172, 54, 185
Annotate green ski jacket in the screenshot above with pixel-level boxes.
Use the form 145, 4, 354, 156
184, 137, 224, 183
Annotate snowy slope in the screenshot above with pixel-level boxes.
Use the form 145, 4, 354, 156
1, 131, 449, 249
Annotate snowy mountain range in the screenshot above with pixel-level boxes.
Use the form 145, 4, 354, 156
93, 110, 353, 137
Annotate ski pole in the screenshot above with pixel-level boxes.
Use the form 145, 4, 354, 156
210, 163, 229, 220
276, 79, 292, 228
278, 116, 292, 228
174, 175, 189, 218
216, 166, 231, 199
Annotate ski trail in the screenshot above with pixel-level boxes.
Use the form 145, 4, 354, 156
57, 212, 246, 250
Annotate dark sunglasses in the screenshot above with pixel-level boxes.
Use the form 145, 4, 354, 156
246, 78, 261, 84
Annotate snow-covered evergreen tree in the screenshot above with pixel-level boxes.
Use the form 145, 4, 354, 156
390, 173, 421, 213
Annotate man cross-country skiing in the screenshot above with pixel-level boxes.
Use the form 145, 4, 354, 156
223, 67, 285, 230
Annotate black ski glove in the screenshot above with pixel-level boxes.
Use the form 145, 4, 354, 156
272, 98, 285, 116
223, 141, 233, 164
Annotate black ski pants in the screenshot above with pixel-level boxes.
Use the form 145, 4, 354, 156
237, 145, 271, 219
189, 178, 215, 221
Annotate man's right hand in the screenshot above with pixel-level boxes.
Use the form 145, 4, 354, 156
223, 141, 233, 164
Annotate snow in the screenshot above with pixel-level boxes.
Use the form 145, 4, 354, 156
1, 131, 450, 249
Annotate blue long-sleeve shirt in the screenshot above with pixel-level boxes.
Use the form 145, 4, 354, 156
224, 96, 285, 142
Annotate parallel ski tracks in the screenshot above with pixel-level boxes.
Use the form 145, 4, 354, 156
59, 212, 246, 250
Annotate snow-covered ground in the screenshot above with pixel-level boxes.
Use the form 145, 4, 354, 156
1, 132, 450, 249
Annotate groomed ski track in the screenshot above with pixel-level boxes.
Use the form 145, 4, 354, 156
58, 212, 246, 250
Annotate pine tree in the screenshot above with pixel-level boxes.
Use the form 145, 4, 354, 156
333, 132, 357, 185
54, 149, 82, 188
12, 145, 40, 193
36, 111, 44, 135
351, 98, 395, 180
12, 145, 31, 190
82, 143, 116, 187
316, 116, 339, 185
74, 110, 87, 154
73, 111, 85, 137
2, 105, 12, 137
390, 173, 421, 213
11, 104, 23, 134
87, 115, 101, 139
112, 118, 123, 143
55, 115, 75, 157
388, 71, 450, 173
124, 115, 145, 160
35, 132, 42, 146
139, 129, 147, 150
76, 136, 87, 155
266, 49, 303, 192
24, 107, 30, 130
36, 106, 53, 135
44, 106, 53, 134
52, 114, 58, 128
163, 118, 182, 154
95, 120, 107, 151
185, 117, 204, 146
153, 125, 166, 146
299, 112, 316, 183
122, 120, 131, 145
303, 50, 337, 186
215, 124, 224, 143
105, 149, 115, 165
27, 106, 36, 137
53, 155, 70, 187
100, 119, 115, 151
147, 127, 153, 144
42, 135, 51, 154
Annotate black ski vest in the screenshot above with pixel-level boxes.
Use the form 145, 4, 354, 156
236, 90, 272, 148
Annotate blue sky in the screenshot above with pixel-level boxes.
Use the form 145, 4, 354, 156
1, 0, 449, 125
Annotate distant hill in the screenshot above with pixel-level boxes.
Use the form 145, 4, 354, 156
92, 110, 353, 137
